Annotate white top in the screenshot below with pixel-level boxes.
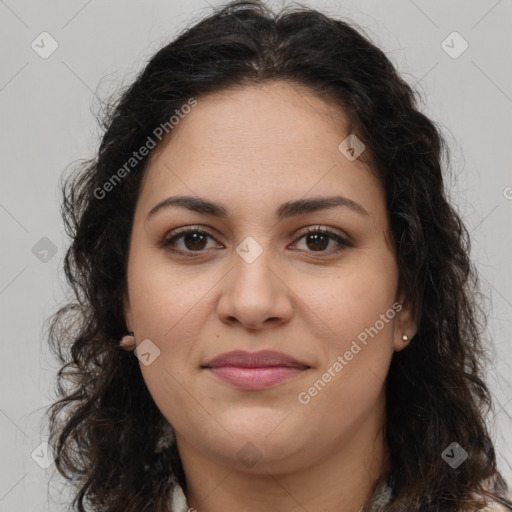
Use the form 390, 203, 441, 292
169, 478, 393, 512
169, 482, 189, 512
168, 479, 511, 512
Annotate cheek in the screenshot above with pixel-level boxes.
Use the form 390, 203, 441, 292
296, 267, 396, 433
130, 265, 210, 422
128, 256, 214, 342
309, 258, 398, 341
303, 258, 398, 406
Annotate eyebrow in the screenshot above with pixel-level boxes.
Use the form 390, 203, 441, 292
146, 194, 369, 221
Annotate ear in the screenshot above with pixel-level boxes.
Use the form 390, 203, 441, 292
123, 293, 134, 333
392, 291, 417, 352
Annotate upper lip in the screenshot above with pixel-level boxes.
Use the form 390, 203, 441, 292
203, 350, 310, 369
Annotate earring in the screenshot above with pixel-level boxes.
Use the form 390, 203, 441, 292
402, 335, 409, 343
120, 332, 136, 350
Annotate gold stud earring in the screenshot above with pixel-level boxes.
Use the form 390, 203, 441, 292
120, 332, 136, 350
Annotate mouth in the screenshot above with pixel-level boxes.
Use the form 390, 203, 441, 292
202, 350, 311, 390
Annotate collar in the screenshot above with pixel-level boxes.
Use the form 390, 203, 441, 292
169, 481, 189, 512
169, 478, 393, 511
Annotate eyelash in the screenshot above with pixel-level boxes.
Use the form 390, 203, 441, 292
159, 225, 353, 257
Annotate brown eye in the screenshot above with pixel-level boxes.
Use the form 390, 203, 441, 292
294, 226, 352, 254
304, 232, 330, 251
161, 228, 218, 254
180, 231, 208, 251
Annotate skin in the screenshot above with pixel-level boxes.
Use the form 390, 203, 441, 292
123, 81, 416, 512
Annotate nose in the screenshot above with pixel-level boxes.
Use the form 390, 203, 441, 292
216, 243, 294, 331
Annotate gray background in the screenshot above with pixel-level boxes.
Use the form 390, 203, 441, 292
1, 0, 511, 509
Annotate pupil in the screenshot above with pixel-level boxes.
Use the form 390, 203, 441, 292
307, 233, 328, 251
185, 232, 206, 250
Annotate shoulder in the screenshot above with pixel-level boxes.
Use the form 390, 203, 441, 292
468, 477, 512, 511
170, 481, 191, 512
480, 502, 511, 512
471, 495, 512, 512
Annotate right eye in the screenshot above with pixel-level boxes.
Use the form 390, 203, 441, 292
160, 227, 220, 255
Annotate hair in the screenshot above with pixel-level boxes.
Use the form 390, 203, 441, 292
45, 1, 512, 510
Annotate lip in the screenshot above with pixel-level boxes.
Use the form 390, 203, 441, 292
204, 350, 310, 369
202, 350, 311, 390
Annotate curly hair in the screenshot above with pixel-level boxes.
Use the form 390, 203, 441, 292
45, 0, 512, 510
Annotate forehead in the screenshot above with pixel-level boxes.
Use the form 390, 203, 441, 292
137, 81, 384, 223
161, 81, 350, 157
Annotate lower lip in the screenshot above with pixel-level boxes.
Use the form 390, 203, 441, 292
206, 366, 308, 390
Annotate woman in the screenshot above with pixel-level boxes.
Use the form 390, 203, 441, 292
45, 0, 512, 510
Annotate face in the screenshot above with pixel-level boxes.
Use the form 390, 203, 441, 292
123, 81, 415, 474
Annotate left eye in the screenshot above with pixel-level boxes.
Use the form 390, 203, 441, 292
294, 227, 351, 253
160, 226, 352, 255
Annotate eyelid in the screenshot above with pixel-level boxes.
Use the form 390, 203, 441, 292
294, 225, 353, 245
